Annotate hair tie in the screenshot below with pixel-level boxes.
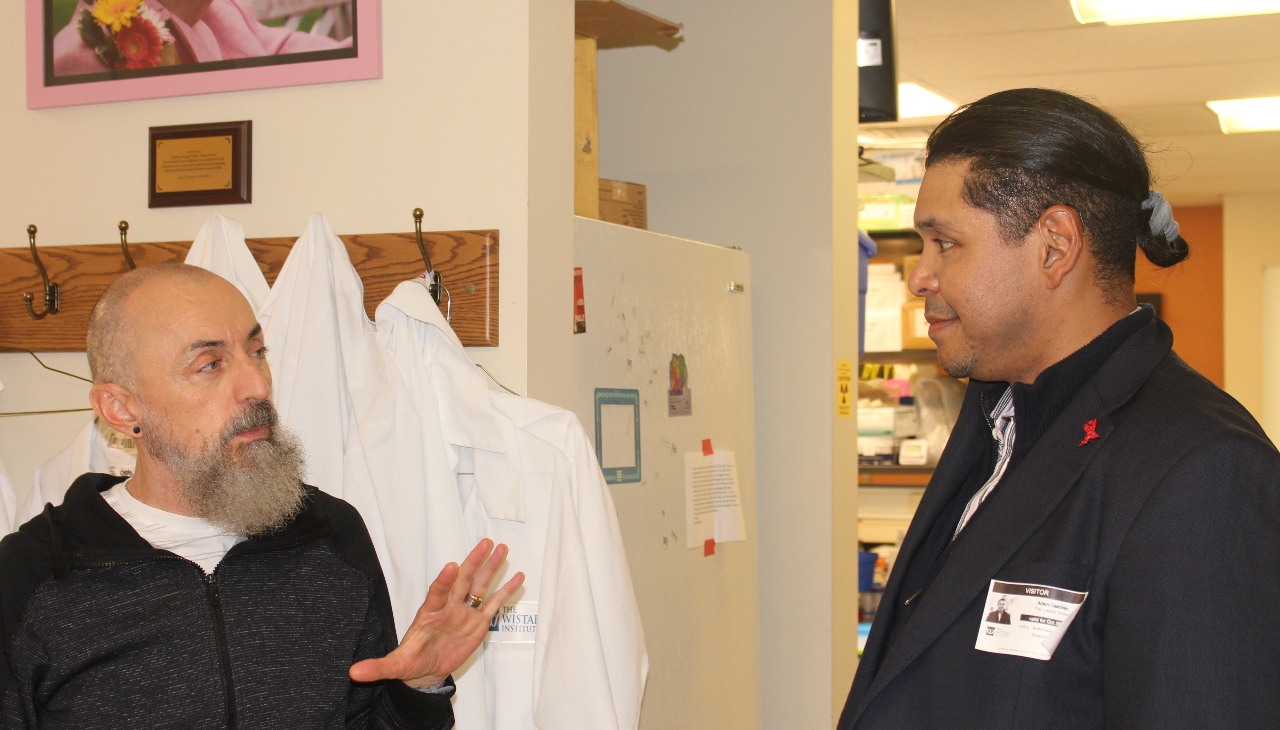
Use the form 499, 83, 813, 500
1141, 191, 1180, 243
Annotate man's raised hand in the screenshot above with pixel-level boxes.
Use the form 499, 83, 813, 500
349, 539, 525, 688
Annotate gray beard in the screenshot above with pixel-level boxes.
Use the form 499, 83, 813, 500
145, 401, 308, 537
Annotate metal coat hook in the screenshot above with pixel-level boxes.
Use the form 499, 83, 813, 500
118, 220, 136, 270
412, 207, 451, 322
411, 208, 434, 273
21, 224, 59, 320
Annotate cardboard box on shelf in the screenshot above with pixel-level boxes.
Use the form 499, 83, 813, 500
901, 298, 936, 350
865, 263, 907, 352
599, 179, 647, 229
902, 254, 921, 280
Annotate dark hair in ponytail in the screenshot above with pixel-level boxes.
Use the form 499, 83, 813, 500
1136, 203, 1189, 267
925, 88, 1189, 291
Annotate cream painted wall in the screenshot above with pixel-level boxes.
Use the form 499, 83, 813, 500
830, 0, 861, 725
526, 0, 576, 408
1223, 194, 1280, 434
594, 1, 851, 727
1, 0, 574, 512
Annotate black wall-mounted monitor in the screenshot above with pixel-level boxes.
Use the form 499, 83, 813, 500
859, 0, 897, 123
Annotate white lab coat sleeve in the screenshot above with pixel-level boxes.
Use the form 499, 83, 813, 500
0, 460, 15, 534
559, 414, 648, 730
532, 453, 620, 730
186, 215, 271, 314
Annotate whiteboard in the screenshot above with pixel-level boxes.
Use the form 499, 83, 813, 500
573, 217, 760, 730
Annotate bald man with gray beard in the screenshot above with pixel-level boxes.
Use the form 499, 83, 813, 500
0, 263, 524, 730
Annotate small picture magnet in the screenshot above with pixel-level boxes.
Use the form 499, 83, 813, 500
668, 354, 692, 417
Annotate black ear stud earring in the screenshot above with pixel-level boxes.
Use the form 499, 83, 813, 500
133, 427, 141, 435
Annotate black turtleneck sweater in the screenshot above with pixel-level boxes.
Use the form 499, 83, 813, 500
878, 306, 1154, 657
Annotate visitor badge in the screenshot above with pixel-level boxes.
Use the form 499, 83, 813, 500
974, 580, 1087, 661
485, 601, 537, 644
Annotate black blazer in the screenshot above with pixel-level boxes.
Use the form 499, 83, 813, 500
840, 317, 1280, 729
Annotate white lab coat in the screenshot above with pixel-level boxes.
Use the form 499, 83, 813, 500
258, 213, 432, 639
185, 215, 271, 314
375, 278, 647, 730
375, 277, 504, 728
0, 460, 15, 535
18, 418, 137, 524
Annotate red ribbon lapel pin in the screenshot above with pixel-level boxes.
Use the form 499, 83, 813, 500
1079, 418, 1100, 447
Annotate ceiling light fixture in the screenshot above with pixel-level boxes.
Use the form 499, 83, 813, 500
898, 82, 957, 119
1206, 96, 1280, 133
1071, 0, 1280, 25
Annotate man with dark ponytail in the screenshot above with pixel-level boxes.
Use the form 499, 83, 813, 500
840, 88, 1280, 729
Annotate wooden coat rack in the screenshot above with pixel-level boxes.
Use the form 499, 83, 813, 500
0, 220, 499, 352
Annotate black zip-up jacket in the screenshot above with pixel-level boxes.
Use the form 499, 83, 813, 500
0, 473, 455, 730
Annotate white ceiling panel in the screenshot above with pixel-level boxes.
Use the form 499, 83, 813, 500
879, 0, 1280, 202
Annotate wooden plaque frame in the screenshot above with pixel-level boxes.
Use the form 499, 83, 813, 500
149, 121, 252, 208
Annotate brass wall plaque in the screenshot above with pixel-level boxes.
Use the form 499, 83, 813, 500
149, 121, 251, 208
155, 136, 234, 193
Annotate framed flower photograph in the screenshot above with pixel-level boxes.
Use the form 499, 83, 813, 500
26, 0, 381, 109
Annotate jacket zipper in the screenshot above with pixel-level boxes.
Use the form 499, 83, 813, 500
74, 555, 184, 570
77, 554, 241, 728
204, 571, 239, 730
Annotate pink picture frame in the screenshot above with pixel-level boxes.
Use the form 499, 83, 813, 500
26, 0, 381, 109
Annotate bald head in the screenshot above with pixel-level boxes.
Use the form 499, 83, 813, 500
87, 263, 242, 386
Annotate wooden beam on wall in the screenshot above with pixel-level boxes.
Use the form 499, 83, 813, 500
0, 229, 499, 352
575, 32, 601, 220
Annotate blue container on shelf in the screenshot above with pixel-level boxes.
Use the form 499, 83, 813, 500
858, 551, 879, 593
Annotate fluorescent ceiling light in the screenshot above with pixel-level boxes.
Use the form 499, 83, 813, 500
898, 83, 957, 119
1206, 96, 1280, 133
1071, 0, 1280, 25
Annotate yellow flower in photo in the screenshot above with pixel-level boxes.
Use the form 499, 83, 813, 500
92, 0, 143, 33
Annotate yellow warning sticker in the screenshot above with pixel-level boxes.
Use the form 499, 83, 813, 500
837, 359, 853, 418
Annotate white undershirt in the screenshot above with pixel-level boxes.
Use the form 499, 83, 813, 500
103, 480, 244, 574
